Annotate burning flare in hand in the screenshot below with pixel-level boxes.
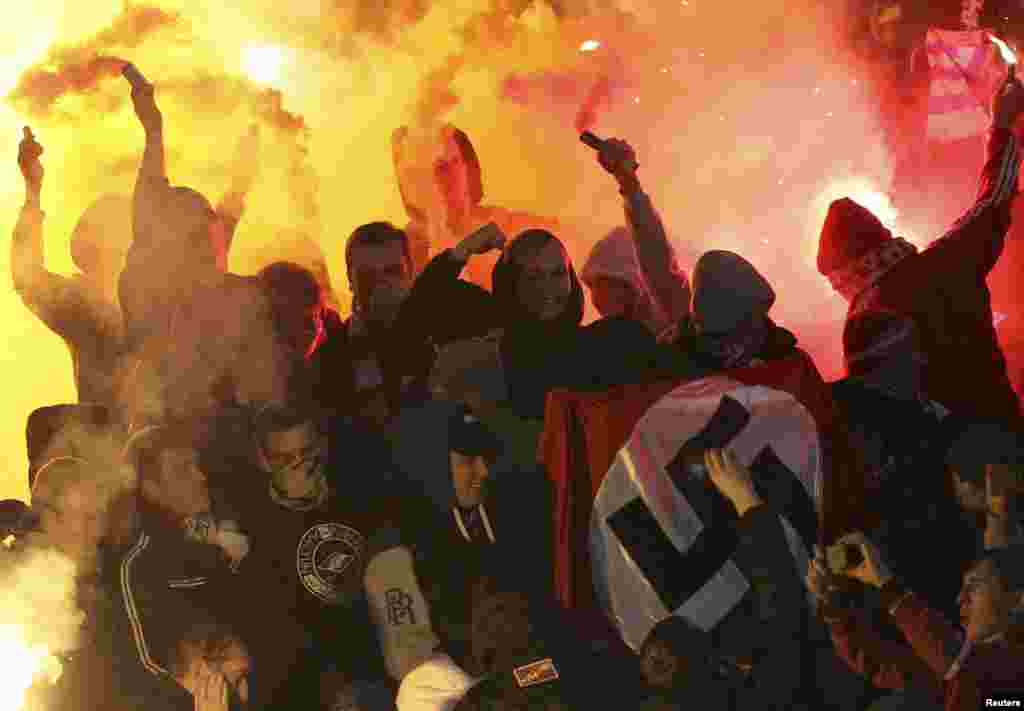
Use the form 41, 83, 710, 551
0, 624, 62, 711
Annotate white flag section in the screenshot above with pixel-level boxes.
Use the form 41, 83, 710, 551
925, 29, 1006, 142
590, 376, 822, 651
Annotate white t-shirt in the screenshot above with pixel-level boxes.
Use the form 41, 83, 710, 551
396, 654, 479, 711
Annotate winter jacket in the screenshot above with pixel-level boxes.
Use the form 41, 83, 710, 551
36, 535, 197, 711
392, 399, 555, 665
850, 127, 1021, 421
826, 580, 1024, 711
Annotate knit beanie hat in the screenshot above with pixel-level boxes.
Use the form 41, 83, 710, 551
842, 311, 925, 377
817, 199, 917, 300
690, 251, 775, 334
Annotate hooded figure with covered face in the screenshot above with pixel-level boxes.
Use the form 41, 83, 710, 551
817, 65, 1024, 422
392, 123, 562, 290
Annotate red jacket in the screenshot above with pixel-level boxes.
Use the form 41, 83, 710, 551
827, 580, 1024, 711
852, 127, 1020, 421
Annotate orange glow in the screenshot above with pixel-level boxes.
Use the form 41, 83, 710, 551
0, 625, 62, 711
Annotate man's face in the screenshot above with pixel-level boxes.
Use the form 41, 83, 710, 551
515, 241, 572, 321
957, 559, 1020, 641
349, 241, 412, 327
35, 480, 108, 565
434, 134, 472, 217
274, 301, 325, 360
144, 448, 211, 521
450, 451, 490, 509
258, 421, 328, 492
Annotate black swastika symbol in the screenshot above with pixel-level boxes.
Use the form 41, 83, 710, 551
606, 394, 816, 613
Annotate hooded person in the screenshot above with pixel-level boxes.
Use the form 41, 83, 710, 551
589, 137, 692, 340
391, 399, 554, 665
581, 226, 670, 337
392, 123, 564, 290
399, 222, 661, 428
816, 69, 1024, 422
651, 249, 801, 375
117, 68, 289, 434
830, 311, 974, 619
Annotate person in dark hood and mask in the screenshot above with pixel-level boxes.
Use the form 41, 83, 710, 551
816, 66, 1024, 422
226, 402, 401, 710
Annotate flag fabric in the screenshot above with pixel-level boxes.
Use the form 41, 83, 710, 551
541, 351, 868, 647
924, 28, 1007, 142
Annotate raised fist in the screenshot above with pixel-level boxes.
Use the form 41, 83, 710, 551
18, 127, 44, 192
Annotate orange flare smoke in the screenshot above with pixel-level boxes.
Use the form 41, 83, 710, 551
575, 75, 611, 133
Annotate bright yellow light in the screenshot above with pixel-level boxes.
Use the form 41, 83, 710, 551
579, 40, 601, 52
990, 34, 1018, 65
242, 45, 285, 85
0, 624, 62, 711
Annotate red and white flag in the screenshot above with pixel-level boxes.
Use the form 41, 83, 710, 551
924, 28, 1007, 142
541, 352, 869, 648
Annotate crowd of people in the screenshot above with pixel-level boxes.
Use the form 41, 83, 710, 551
1, 57, 1024, 711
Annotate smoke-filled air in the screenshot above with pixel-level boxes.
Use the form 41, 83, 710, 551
0, 0, 921, 498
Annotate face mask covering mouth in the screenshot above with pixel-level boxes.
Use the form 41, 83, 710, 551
268, 452, 328, 511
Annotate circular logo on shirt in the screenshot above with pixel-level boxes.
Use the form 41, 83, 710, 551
296, 522, 364, 605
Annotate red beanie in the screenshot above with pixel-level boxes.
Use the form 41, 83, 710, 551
817, 198, 894, 276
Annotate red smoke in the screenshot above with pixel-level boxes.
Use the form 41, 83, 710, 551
574, 76, 611, 132
7, 4, 181, 118
10, 55, 128, 117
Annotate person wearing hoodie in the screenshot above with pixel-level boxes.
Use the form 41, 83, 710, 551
391, 399, 553, 665
586, 137, 692, 340
816, 69, 1024, 422
399, 221, 661, 428
391, 123, 563, 289
117, 65, 288, 431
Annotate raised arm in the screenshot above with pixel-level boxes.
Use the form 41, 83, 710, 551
594, 138, 691, 330
123, 64, 169, 248
928, 73, 1024, 276
11, 128, 89, 340
215, 124, 261, 264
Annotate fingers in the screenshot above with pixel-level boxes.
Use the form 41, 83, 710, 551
836, 531, 868, 547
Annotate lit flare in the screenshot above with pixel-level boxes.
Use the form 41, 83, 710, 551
579, 40, 600, 52
990, 34, 1018, 66
0, 624, 62, 711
